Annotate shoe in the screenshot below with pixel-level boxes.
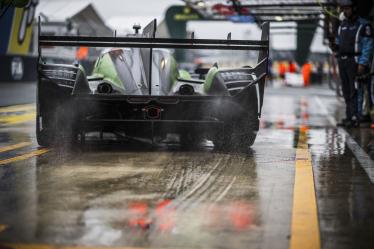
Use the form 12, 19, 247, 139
359, 122, 371, 128
337, 118, 349, 127
340, 117, 359, 128
359, 115, 371, 123
350, 116, 360, 128
345, 120, 353, 128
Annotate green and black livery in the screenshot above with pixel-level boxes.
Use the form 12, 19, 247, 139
36, 19, 269, 149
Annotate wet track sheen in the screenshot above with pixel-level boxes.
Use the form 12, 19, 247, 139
1, 85, 374, 249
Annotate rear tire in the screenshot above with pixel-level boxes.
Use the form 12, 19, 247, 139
36, 103, 77, 147
180, 132, 201, 148
213, 115, 258, 151
36, 120, 52, 147
213, 131, 256, 151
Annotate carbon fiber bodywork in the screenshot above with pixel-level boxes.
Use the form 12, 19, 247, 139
36, 19, 269, 149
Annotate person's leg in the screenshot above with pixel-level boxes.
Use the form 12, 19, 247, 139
338, 59, 352, 121
357, 68, 371, 123
365, 66, 372, 116
346, 58, 358, 125
363, 80, 371, 119
357, 83, 363, 119
371, 78, 374, 128
358, 66, 371, 121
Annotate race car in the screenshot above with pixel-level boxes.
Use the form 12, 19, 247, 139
36, 19, 269, 149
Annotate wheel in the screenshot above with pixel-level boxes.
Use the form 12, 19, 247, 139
36, 103, 77, 147
213, 115, 258, 151
36, 118, 52, 147
36, 105, 59, 147
213, 131, 256, 151
180, 132, 201, 148
233, 132, 257, 149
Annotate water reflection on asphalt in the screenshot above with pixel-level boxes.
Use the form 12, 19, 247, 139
0, 87, 374, 249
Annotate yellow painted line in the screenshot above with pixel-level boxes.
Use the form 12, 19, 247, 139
0, 224, 7, 233
0, 112, 36, 125
0, 104, 35, 113
290, 129, 321, 249
0, 245, 54, 249
0, 148, 50, 166
0, 142, 32, 153
0, 244, 144, 249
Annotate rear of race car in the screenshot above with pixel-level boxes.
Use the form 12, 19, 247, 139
36, 20, 269, 149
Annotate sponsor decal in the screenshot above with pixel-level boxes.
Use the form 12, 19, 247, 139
7, 0, 38, 55
174, 7, 200, 21
228, 15, 255, 23
365, 25, 372, 37
11, 57, 24, 80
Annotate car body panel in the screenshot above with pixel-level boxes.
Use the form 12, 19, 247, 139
36, 19, 269, 148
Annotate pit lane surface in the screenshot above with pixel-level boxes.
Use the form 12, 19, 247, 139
0, 85, 374, 249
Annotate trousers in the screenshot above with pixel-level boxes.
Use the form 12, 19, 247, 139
338, 57, 358, 120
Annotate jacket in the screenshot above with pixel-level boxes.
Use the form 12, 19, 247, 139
336, 17, 373, 66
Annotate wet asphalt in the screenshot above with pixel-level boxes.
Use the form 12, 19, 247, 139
0, 83, 374, 249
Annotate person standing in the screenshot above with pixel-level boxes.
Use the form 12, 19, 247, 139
302, 62, 312, 87
278, 61, 287, 84
288, 60, 297, 73
331, 0, 373, 127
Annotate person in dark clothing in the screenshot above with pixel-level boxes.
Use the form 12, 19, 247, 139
330, 0, 373, 127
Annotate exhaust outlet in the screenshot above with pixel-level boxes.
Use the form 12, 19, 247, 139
179, 84, 195, 95
143, 106, 162, 119
97, 82, 113, 94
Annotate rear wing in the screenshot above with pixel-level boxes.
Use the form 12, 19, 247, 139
38, 19, 269, 95
38, 18, 269, 60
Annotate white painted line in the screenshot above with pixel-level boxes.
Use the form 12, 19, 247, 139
215, 176, 236, 202
314, 96, 374, 184
314, 96, 337, 126
255, 83, 261, 115
340, 128, 374, 184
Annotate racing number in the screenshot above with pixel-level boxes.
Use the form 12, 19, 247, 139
17, 0, 38, 45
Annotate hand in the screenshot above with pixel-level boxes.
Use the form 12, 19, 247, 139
329, 41, 337, 52
357, 64, 366, 75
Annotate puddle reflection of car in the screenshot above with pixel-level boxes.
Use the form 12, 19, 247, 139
36, 20, 269, 150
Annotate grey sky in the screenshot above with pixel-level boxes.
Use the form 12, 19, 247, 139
39, 0, 179, 19
38, 0, 327, 52
94, 0, 180, 17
